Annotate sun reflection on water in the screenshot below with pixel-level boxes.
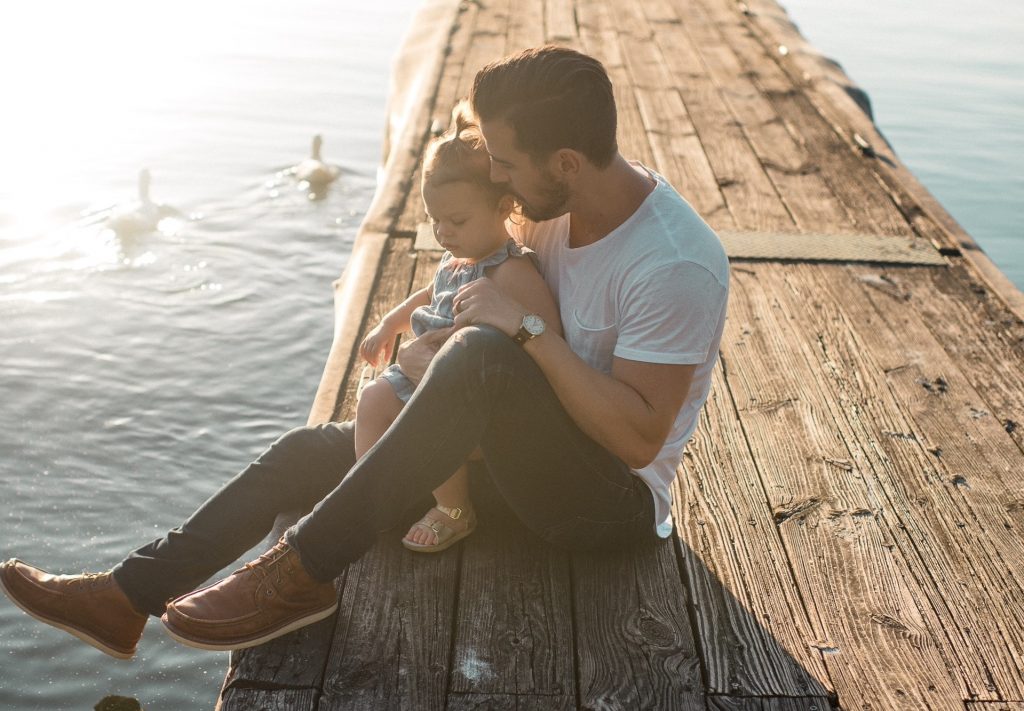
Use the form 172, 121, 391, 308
0, 0, 277, 283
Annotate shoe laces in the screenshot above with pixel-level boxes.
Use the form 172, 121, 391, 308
242, 541, 290, 588
67, 572, 106, 591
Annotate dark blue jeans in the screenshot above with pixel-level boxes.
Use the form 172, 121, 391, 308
113, 326, 656, 616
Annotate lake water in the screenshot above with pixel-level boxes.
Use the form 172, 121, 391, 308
0, 1, 1020, 709
0, 1, 418, 708
780, 0, 1024, 289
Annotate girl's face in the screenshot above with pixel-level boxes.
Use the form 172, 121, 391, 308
422, 180, 511, 261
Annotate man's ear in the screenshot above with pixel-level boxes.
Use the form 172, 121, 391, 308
552, 149, 582, 178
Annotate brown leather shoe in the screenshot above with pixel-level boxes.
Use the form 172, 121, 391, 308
160, 539, 337, 651
0, 559, 147, 660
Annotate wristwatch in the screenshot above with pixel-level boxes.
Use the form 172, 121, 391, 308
512, 313, 545, 346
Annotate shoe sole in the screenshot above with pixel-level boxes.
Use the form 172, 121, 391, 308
0, 572, 135, 660
160, 602, 338, 652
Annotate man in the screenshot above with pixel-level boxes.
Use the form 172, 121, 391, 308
0, 46, 728, 656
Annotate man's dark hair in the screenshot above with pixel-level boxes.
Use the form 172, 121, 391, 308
470, 45, 617, 168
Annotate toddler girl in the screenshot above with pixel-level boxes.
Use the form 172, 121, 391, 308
356, 104, 561, 553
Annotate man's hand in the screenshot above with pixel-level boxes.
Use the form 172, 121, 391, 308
452, 279, 524, 336
395, 327, 455, 384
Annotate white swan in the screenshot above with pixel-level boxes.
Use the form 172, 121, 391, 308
105, 169, 174, 237
294, 134, 341, 186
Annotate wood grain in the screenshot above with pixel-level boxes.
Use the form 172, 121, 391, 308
334, 238, 418, 421
218, 687, 319, 711
232, 0, 1024, 707
707, 696, 832, 711
573, 540, 705, 710
679, 370, 832, 696
576, 0, 656, 167
617, 2, 793, 232
448, 514, 575, 699
666, 0, 852, 232
318, 534, 460, 711
722, 264, 965, 708
784, 262, 1024, 699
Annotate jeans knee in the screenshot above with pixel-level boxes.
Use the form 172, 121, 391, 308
259, 423, 350, 471
445, 325, 515, 362
272, 424, 323, 452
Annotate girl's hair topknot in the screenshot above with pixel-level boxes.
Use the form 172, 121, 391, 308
421, 100, 505, 204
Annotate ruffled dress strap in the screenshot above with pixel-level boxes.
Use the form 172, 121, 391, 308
474, 237, 539, 271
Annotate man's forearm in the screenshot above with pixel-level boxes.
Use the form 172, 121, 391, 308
522, 333, 669, 469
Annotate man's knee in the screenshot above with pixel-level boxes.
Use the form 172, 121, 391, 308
262, 422, 355, 469
446, 325, 516, 361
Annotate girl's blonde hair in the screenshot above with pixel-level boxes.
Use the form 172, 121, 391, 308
422, 100, 507, 206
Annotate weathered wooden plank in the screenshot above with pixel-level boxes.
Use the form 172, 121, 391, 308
631, 86, 733, 230
457, 0, 511, 101
896, 263, 1024, 454
446, 693, 575, 710
707, 696, 832, 711
659, 0, 852, 232
573, 539, 705, 710
731, 0, 940, 248
760, 699, 833, 711
434, 0, 478, 129
506, 0, 545, 52
448, 513, 575, 700
545, 0, 578, 43
578, 0, 727, 224
334, 238, 418, 421
721, 264, 965, 708
776, 262, 1024, 699
318, 245, 449, 711
575, 0, 656, 167
617, 2, 793, 232
218, 687, 318, 711
687, 0, 909, 237
965, 704, 1024, 710
219, 606, 338, 708
744, 0, 1024, 319
641, 0, 680, 27
318, 533, 459, 711
678, 371, 832, 696
395, 1, 480, 235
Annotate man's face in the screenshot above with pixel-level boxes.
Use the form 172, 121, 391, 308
479, 118, 570, 222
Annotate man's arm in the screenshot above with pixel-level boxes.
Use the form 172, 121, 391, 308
525, 334, 694, 469
452, 278, 695, 469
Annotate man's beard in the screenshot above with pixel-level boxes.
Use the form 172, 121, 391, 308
515, 171, 570, 222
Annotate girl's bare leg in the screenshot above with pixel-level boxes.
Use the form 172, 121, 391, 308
354, 379, 404, 459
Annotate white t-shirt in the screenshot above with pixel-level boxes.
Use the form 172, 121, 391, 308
509, 165, 729, 538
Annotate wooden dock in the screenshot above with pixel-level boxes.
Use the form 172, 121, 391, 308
216, 0, 1024, 708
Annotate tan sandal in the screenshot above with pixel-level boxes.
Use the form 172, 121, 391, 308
402, 505, 476, 553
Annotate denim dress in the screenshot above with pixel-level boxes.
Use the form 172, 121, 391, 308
379, 238, 537, 402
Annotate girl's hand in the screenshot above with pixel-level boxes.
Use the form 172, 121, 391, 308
359, 323, 395, 367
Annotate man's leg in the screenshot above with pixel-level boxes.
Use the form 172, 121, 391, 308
113, 421, 358, 615
160, 326, 658, 653
289, 326, 655, 580
0, 421, 357, 659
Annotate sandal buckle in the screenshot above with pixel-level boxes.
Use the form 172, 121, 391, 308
438, 505, 462, 520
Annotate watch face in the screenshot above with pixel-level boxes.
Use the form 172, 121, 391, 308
523, 314, 545, 336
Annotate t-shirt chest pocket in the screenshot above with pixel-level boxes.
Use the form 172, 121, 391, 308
567, 305, 618, 373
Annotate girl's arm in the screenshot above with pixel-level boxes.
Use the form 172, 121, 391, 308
486, 258, 563, 337
360, 286, 432, 366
